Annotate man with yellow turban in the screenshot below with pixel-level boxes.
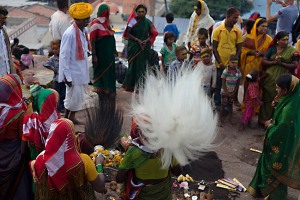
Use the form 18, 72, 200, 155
185, 0, 214, 50
58, 2, 93, 124
0, 6, 15, 77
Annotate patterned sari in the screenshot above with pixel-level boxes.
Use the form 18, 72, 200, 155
23, 89, 60, 158
34, 118, 95, 199
90, 4, 116, 94
259, 46, 297, 122
248, 76, 300, 199
241, 19, 272, 82
122, 16, 158, 92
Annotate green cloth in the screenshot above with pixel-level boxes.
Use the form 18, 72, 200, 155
259, 46, 297, 121
138, 175, 172, 200
249, 82, 300, 199
122, 17, 152, 91
93, 35, 116, 93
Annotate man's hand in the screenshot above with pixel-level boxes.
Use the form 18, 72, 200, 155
30, 160, 38, 183
267, 0, 273, 6
92, 55, 97, 68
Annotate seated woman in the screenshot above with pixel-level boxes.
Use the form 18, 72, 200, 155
23, 87, 61, 159
30, 118, 106, 199
0, 74, 32, 199
249, 73, 300, 199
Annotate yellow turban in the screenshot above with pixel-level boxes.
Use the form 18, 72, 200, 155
69, 2, 94, 19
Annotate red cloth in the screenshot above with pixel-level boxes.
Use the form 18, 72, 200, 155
23, 89, 60, 153
90, 8, 114, 41
34, 118, 84, 192
73, 22, 90, 60
0, 74, 27, 141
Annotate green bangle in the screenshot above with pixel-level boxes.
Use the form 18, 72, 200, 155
96, 164, 103, 173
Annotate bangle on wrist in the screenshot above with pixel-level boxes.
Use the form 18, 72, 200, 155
96, 164, 103, 173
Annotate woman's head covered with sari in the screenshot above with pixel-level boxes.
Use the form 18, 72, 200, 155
0, 74, 27, 139
90, 3, 114, 41
23, 88, 61, 153
276, 73, 299, 96
34, 118, 84, 192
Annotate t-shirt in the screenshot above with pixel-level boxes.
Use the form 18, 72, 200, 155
21, 54, 34, 67
163, 23, 179, 40
276, 5, 298, 33
212, 22, 243, 67
221, 67, 241, 93
43, 55, 59, 81
160, 43, 177, 66
190, 42, 209, 65
80, 153, 98, 182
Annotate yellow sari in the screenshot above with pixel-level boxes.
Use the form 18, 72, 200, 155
240, 19, 272, 82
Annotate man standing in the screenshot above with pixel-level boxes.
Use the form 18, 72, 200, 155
266, 0, 298, 41
0, 6, 15, 77
58, 2, 93, 124
49, 0, 71, 40
212, 6, 243, 111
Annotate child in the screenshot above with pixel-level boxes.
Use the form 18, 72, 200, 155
190, 28, 210, 67
239, 69, 260, 131
220, 55, 242, 125
20, 47, 34, 70
168, 46, 188, 80
163, 13, 179, 42
43, 40, 66, 114
196, 48, 216, 97
160, 32, 177, 74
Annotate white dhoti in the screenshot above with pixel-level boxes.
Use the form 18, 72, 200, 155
64, 84, 86, 111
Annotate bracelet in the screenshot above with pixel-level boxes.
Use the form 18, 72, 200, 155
96, 164, 103, 173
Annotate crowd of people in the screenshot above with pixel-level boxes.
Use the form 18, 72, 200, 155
1, 0, 300, 199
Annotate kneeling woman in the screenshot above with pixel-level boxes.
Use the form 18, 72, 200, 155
30, 118, 106, 199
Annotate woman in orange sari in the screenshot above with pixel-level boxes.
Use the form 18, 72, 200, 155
240, 18, 272, 112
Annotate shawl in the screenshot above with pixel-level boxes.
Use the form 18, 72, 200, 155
90, 4, 114, 40
185, 0, 214, 45
73, 23, 90, 60
23, 89, 60, 153
34, 118, 84, 192
122, 10, 158, 45
0, 74, 26, 140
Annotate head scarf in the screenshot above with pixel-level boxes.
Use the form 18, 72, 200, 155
90, 4, 114, 41
0, 74, 27, 139
194, 0, 205, 13
23, 89, 61, 153
34, 118, 83, 192
69, 2, 93, 20
288, 75, 299, 93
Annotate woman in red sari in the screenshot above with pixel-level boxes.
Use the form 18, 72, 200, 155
0, 74, 32, 199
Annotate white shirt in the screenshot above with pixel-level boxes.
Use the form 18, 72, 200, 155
0, 28, 10, 77
49, 10, 71, 40
196, 61, 217, 88
58, 25, 90, 85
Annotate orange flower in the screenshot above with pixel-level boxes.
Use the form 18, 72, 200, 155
272, 146, 280, 154
273, 162, 282, 170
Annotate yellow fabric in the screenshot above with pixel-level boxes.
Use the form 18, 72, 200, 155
212, 22, 243, 67
296, 39, 300, 52
80, 153, 98, 182
135, 156, 179, 180
240, 20, 272, 81
69, 2, 93, 20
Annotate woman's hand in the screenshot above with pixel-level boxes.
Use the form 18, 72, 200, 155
265, 119, 272, 128
95, 153, 105, 166
30, 160, 38, 183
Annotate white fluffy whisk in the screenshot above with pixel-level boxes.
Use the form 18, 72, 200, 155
131, 67, 218, 169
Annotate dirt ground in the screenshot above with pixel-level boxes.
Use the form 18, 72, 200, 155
75, 86, 299, 200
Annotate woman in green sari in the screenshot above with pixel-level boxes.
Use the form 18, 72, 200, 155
249, 73, 300, 199
259, 31, 298, 125
122, 4, 158, 92
90, 4, 116, 96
